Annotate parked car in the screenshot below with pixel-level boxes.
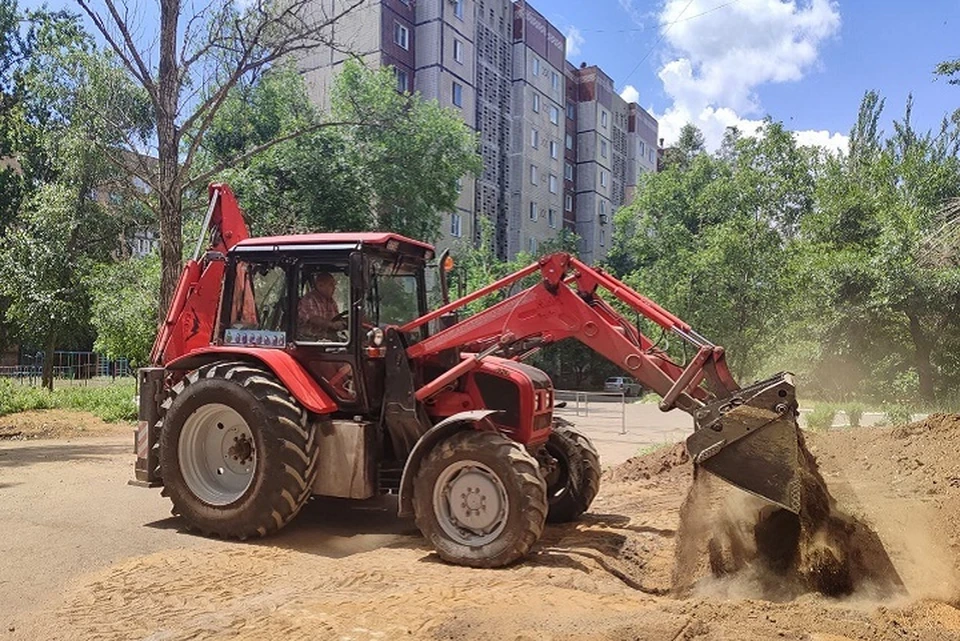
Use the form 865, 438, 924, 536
604, 376, 642, 397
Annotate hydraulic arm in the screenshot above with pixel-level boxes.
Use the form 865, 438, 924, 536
402, 253, 802, 513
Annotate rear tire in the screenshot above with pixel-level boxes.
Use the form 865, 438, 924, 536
544, 419, 601, 523
158, 361, 321, 539
413, 430, 547, 568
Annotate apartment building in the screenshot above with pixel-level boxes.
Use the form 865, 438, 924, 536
299, 0, 658, 262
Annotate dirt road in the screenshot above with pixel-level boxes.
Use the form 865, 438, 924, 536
3, 411, 960, 640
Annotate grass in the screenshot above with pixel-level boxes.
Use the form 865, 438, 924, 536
634, 442, 674, 457
0, 379, 137, 423
805, 403, 837, 432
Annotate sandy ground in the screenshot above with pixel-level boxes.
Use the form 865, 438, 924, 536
2, 410, 960, 640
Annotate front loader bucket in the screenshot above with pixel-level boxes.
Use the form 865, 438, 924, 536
685, 373, 802, 513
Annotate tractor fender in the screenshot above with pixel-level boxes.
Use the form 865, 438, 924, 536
397, 409, 500, 517
164, 346, 337, 415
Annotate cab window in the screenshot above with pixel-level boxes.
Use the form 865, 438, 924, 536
229, 261, 287, 333
365, 259, 422, 328
296, 265, 350, 344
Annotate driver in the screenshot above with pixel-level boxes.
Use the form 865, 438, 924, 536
298, 272, 347, 341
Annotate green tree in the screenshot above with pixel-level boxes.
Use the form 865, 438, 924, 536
935, 57, 960, 85
203, 61, 481, 242
88, 254, 160, 366
797, 93, 960, 402
0, 182, 118, 388
610, 119, 816, 379
331, 60, 482, 242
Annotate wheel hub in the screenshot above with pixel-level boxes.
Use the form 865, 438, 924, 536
178, 404, 256, 506
434, 460, 509, 546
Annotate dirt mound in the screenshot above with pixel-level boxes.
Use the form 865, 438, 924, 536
605, 442, 690, 483
893, 412, 960, 439
672, 425, 903, 601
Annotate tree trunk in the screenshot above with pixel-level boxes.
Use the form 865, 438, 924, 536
42, 331, 56, 392
907, 312, 936, 402
157, 0, 182, 320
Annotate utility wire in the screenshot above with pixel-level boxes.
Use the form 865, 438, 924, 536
618, 0, 697, 89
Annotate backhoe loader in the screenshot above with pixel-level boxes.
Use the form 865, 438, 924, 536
133, 184, 803, 567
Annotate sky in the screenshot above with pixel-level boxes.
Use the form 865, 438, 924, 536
24, 0, 960, 153
545, 0, 960, 152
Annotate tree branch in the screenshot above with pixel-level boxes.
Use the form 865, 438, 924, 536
185, 119, 369, 190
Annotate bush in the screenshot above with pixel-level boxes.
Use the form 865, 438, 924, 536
0, 379, 136, 422
884, 404, 913, 427
806, 404, 836, 431
844, 402, 865, 428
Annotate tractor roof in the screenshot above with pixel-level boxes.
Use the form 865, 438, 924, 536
233, 232, 435, 257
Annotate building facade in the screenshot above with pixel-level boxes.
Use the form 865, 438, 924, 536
300, 0, 658, 263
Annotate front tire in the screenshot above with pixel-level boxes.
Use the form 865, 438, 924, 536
413, 430, 547, 568
544, 420, 601, 523
158, 361, 321, 539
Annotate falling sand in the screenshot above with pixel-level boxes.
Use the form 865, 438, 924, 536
672, 428, 904, 600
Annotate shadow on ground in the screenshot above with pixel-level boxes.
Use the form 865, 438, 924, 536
0, 441, 128, 468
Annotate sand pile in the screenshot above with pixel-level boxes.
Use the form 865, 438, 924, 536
604, 442, 690, 483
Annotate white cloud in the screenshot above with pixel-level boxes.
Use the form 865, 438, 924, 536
618, 0, 646, 27
793, 128, 849, 153
652, 0, 846, 151
565, 26, 585, 59
620, 85, 640, 104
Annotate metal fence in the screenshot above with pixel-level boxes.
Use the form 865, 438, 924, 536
0, 354, 131, 385
554, 389, 627, 435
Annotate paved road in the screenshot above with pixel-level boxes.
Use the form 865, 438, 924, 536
555, 398, 694, 466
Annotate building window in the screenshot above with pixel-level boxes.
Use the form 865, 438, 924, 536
528, 236, 538, 253
601, 110, 608, 128
450, 212, 462, 237
549, 140, 558, 159
564, 162, 573, 180
551, 71, 559, 91
532, 92, 540, 112
452, 82, 463, 107
532, 56, 540, 76
453, 0, 464, 19
394, 68, 409, 92
649, 149, 656, 163
549, 174, 558, 194
639, 141, 645, 156
530, 129, 539, 148
601, 139, 608, 158
566, 101, 575, 120
453, 39, 464, 63
394, 22, 409, 50
548, 208, 556, 228
600, 200, 607, 215
529, 202, 538, 221
600, 229, 605, 247
455, 177, 463, 193
565, 133, 573, 150
549, 105, 559, 125
565, 194, 573, 212
530, 164, 538, 185
600, 170, 607, 187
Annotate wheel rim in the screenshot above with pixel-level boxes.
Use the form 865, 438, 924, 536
433, 460, 509, 546
178, 403, 256, 506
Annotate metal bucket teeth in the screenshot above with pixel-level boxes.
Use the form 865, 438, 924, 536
685, 373, 802, 513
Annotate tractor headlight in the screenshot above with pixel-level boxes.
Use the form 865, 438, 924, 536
367, 327, 384, 346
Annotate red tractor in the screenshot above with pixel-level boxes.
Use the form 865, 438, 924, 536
134, 184, 802, 567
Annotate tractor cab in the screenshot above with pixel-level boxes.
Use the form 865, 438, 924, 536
221, 232, 435, 417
